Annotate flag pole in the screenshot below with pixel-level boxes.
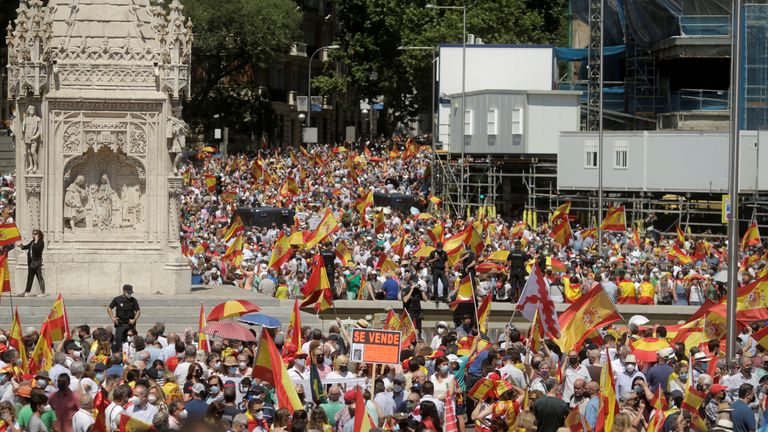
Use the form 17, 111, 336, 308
470, 276, 480, 329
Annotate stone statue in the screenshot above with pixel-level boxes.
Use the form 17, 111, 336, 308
167, 115, 189, 174
120, 184, 142, 227
22, 105, 42, 174
64, 175, 87, 230
93, 174, 114, 229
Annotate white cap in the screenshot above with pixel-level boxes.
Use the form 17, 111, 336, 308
658, 347, 675, 360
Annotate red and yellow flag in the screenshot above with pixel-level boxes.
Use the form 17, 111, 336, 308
300, 255, 333, 313
222, 216, 245, 243
203, 174, 216, 192
733, 275, 768, 321
632, 225, 641, 246
375, 254, 399, 277
390, 233, 407, 258
396, 310, 418, 350
551, 202, 571, 222
383, 309, 401, 330
198, 302, 209, 353
9, 306, 26, 370
742, 221, 761, 250
373, 211, 385, 234
429, 195, 442, 206
0, 224, 21, 247
465, 227, 485, 256
279, 177, 300, 198
676, 225, 685, 245
222, 235, 244, 263
250, 158, 264, 180
284, 299, 302, 353
334, 240, 352, 266
528, 308, 545, 353
355, 191, 374, 225
428, 223, 444, 245
564, 406, 588, 432
46, 294, 70, 342
28, 321, 53, 375
268, 232, 294, 270
119, 412, 157, 432
550, 212, 572, 246
595, 347, 617, 431
449, 276, 474, 312
555, 287, 620, 350
600, 205, 626, 232
252, 328, 303, 412
0, 254, 10, 296
305, 210, 340, 250
477, 295, 491, 334
353, 386, 375, 432
511, 221, 527, 238
668, 244, 693, 265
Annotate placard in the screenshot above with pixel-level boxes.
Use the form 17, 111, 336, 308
350, 328, 401, 365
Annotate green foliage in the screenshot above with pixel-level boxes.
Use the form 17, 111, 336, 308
183, 0, 302, 139
318, 0, 567, 129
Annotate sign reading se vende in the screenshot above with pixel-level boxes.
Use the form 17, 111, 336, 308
350, 328, 402, 365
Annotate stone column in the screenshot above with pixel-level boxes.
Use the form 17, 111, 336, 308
24, 174, 43, 230
168, 176, 183, 246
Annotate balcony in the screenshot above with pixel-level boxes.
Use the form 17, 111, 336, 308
290, 43, 308, 58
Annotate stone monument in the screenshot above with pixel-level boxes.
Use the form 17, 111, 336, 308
6, 0, 193, 294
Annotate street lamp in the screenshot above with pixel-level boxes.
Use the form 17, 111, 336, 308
306, 44, 341, 133
426, 3, 467, 214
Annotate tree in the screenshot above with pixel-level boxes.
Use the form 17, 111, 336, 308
182, 0, 302, 142
316, 0, 567, 131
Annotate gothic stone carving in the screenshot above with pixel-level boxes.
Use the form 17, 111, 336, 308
63, 148, 145, 232
25, 174, 43, 230
22, 105, 42, 174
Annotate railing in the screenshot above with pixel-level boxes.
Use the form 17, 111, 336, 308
558, 80, 627, 112
678, 15, 730, 37
666, 89, 729, 112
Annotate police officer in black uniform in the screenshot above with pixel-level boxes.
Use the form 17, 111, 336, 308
107, 284, 141, 351
506, 240, 530, 301
427, 242, 449, 302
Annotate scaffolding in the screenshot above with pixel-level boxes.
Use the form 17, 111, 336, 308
586, 0, 603, 132
625, 39, 658, 127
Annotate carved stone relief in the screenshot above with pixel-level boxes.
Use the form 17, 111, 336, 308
63, 148, 146, 233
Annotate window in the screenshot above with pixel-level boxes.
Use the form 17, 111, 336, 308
614, 140, 628, 169
487, 109, 498, 135
585, 141, 598, 168
464, 110, 473, 136
512, 108, 524, 134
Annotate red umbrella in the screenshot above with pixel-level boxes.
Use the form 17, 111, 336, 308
207, 300, 261, 322
202, 321, 257, 342
630, 337, 672, 363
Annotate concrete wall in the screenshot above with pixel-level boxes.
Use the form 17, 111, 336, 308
447, 90, 579, 155
558, 130, 765, 193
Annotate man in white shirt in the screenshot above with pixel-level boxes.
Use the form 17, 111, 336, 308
287, 352, 309, 381
174, 346, 198, 387
105, 384, 131, 432
562, 350, 592, 402
615, 354, 646, 397
125, 383, 158, 424
72, 395, 95, 432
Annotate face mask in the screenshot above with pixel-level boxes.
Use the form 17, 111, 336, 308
339, 366, 348, 373
238, 362, 247, 370
210, 386, 220, 395
405, 402, 417, 411
634, 385, 643, 393
569, 357, 579, 366
179, 410, 188, 419
148, 395, 157, 404
439, 365, 449, 374
255, 411, 264, 420
72, 351, 81, 359
315, 355, 324, 364
58, 383, 68, 392
324, 357, 333, 366
214, 362, 221, 370
462, 323, 471, 331
295, 358, 305, 367
42, 405, 51, 412
124, 293, 132, 299
744, 367, 753, 374
425, 360, 434, 370
95, 373, 104, 382
437, 328, 445, 335
129, 396, 140, 405
393, 384, 403, 393
625, 364, 636, 373
126, 336, 134, 343
37, 379, 47, 388
680, 373, 688, 381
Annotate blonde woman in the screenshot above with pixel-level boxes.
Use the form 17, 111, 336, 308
325, 355, 354, 380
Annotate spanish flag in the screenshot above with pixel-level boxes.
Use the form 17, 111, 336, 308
528, 308, 545, 353
550, 202, 571, 223
300, 255, 333, 313
676, 225, 686, 245
203, 174, 216, 192
428, 223, 444, 245
550, 212, 572, 246
0, 254, 10, 296
742, 221, 761, 250
373, 211, 385, 235
477, 294, 491, 334
9, 306, 26, 370
390, 234, 407, 257
28, 321, 53, 375
632, 225, 641, 246
383, 309, 401, 330
251, 158, 264, 180
429, 195, 442, 206
443, 229, 467, 252
0, 223, 21, 247
353, 386, 375, 432
564, 407, 588, 432
355, 191, 374, 225
283, 299, 302, 354
198, 303, 209, 353
268, 232, 294, 270
600, 205, 626, 232
375, 254, 399, 277
465, 227, 484, 256
511, 221, 527, 238
279, 177, 300, 197
594, 347, 617, 431
668, 244, 693, 265
449, 276, 474, 311
304, 210, 340, 249
397, 310, 418, 350
222, 235, 244, 263
580, 227, 597, 239
118, 413, 157, 432
334, 240, 352, 266
733, 275, 768, 321
486, 250, 510, 262
555, 286, 621, 351
45, 294, 70, 342
299, 145, 311, 158
222, 216, 245, 243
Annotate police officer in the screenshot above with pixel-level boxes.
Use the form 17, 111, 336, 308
507, 240, 530, 302
107, 284, 141, 351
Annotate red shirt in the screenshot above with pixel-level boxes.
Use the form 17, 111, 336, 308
49, 390, 80, 432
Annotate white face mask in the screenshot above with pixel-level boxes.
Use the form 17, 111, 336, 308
238, 362, 247, 370
124, 293, 132, 299
126, 336, 134, 343
437, 328, 445, 335
42, 405, 51, 412
295, 358, 305, 367
148, 395, 157, 405
625, 364, 636, 373
179, 409, 188, 419
129, 396, 140, 406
